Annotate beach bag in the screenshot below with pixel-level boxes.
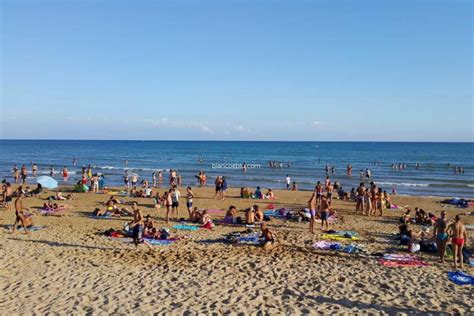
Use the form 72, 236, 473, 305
409, 242, 420, 253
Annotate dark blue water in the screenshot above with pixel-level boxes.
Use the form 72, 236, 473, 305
0, 140, 472, 197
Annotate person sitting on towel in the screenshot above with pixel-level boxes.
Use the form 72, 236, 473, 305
260, 223, 280, 250
245, 207, 255, 224
264, 189, 275, 199
200, 210, 214, 229
224, 206, 237, 224
253, 187, 263, 199
254, 205, 264, 222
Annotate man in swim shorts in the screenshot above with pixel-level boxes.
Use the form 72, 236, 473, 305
433, 211, 448, 262
129, 202, 152, 252
320, 195, 330, 231
447, 215, 468, 269
12, 192, 30, 234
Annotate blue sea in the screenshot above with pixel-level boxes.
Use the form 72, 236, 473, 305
0, 140, 472, 197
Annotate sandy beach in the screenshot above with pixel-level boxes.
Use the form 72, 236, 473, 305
0, 186, 472, 314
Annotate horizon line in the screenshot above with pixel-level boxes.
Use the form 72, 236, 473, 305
0, 138, 472, 143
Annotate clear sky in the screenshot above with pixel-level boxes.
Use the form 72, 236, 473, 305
1, 0, 472, 141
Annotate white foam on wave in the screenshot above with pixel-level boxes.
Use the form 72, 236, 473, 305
375, 181, 429, 187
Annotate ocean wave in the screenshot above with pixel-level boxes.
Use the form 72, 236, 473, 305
468, 184, 474, 188
375, 181, 429, 187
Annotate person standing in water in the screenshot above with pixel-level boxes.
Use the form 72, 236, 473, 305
62, 166, 68, 182
286, 175, 291, 190
32, 163, 38, 177
447, 215, 468, 269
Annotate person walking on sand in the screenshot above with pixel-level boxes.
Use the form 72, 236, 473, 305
308, 192, 317, 234
447, 215, 468, 269
433, 211, 449, 263
129, 202, 152, 252
171, 186, 180, 220
186, 186, 194, 218
11, 192, 30, 234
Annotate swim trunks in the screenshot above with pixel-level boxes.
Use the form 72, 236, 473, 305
452, 238, 465, 246
321, 211, 329, 220
133, 224, 144, 241
437, 233, 448, 241
186, 202, 192, 208
172, 201, 179, 208
310, 209, 316, 217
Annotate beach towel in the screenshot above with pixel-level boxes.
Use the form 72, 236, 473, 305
383, 254, 418, 261
91, 213, 113, 219
447, 271, 474, 286
112, 237, 177, 246
322, 233, 361, 241
206, 209, 224, 214
379, 259, 429, 267
16, 225, 47, 232
172, 224, 200, 231
237, 233, 261, 245
313, 240, 341, 250
214, 221, 255, 228
313, 241, 362, 253
321, 234, 360, 241
466, 224, 474, 230
379, 253, 429, 267
264, 210, 284, 217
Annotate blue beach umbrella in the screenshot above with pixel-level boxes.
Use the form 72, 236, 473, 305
37, 176, 58, 189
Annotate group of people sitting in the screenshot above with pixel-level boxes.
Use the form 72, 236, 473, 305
399, 208, 470, 268
240, 187, 275, 200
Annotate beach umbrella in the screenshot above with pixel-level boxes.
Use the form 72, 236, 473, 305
37, 176, 58, 189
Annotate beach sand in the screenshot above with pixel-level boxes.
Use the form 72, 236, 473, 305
1, 187, 473, 314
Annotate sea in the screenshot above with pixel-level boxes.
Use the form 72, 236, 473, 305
0, 140, 473, 198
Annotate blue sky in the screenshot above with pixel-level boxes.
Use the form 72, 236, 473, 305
1, 0, 472, 141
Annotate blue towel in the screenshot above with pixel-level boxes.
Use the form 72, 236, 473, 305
144, 238, 174, 245
447, 271, 474, 286
264, 210, 282, 217
17, 225, 47, 231
238, 234, 261, 244
172, 224, 199, 231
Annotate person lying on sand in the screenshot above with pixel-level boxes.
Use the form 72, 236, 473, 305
55, 190, 75, 201
260, 223, 280, 250
447, 215, 468, 269
12, 192, 31, 234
